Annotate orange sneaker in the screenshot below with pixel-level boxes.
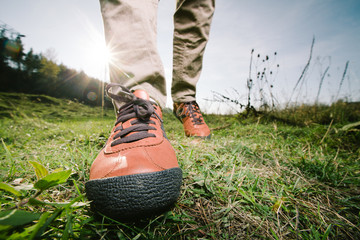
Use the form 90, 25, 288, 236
173, 102, 211, 139
85, 84, 182, 219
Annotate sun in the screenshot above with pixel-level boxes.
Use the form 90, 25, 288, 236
93, 43, 113, 69
93, 42, 113, 67
81, 37, 113, 82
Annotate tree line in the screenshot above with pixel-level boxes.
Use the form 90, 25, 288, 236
0, 25, 108, 107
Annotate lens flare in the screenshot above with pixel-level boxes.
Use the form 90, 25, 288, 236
75, 9, 130, 83
87, 91, 98, 101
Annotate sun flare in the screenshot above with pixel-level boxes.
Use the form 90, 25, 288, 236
93, 43, 113, 68
82, 37, 113, 82
79, 15, 116, 82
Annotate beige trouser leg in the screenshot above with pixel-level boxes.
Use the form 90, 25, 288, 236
172, 0, 215, 103
100, 0, 166, 109
99, 0, 215, 108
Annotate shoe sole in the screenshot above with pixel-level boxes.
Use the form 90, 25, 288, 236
85, 167, 182, 220
186, 133, 211, 140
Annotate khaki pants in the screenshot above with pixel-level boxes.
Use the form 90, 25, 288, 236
100, 0, 215, 109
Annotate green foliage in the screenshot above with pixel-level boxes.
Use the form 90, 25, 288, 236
0, 25, 109, 107
269, 100, 360, 125
34, 170, 72, 191
29, 161, 49, 180
38, 56, 60, 81
0, 210, 41, 227
0, 92, 112, 120
0, 93, 359, 239
0, 160, 86, 239
0, 183, 21, 197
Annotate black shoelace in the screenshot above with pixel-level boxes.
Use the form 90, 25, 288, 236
183, 102, 204, 125
105, 83, 161, 147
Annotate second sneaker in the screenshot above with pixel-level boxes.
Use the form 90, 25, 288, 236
173, 102, 211, 139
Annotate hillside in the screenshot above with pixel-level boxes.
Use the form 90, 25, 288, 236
0, 93, 359, 239
0, 92, 113, 120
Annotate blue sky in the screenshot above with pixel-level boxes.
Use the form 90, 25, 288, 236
1, 0, 360, 112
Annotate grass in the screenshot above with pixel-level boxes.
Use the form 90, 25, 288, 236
0, 92, 359, 239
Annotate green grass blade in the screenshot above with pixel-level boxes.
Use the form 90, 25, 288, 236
0, 182, 21, 197
28, 161, 49, 180
34, 169, 72, 191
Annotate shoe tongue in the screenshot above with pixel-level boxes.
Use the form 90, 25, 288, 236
133, 90, 149, 101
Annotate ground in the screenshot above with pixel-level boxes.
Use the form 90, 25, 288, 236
0, 92, 359, 239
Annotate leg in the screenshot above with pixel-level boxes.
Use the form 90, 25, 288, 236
100, 0, 167, 108
171, 0, 215, 103
172, 0, 215, 139
85, 0, 182, 220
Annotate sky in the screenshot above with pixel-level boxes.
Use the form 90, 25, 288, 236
1, 0, 360, 113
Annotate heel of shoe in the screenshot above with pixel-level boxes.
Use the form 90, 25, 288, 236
85, 167, 182, 220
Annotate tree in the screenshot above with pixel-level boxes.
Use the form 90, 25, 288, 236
36, 55, 60, 94
0, 24, 108, 106
24, 49, 41, 77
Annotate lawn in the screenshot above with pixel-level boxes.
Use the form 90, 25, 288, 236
0, 92, 359, 239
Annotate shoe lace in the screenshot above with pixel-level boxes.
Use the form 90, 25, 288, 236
183, 102, 204, 125
105, 83, 161, 147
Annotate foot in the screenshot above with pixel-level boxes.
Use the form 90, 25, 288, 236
173, 101, 211, 139
85, 84, 182, 220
